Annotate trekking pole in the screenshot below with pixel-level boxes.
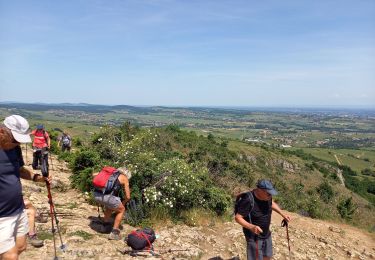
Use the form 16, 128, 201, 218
45, 181, 67, 254
49, 149, 54, 170
119, 248, 191, 254
281, 219, 291, 260
41, 158, 67, 259
255, 236, 259, 260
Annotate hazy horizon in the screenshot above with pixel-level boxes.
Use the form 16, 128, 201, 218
1, 100, 374, 111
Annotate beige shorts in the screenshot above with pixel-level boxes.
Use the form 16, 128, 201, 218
0, 210, 29, 254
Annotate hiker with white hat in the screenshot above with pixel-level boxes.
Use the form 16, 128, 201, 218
0, 115, 50, 260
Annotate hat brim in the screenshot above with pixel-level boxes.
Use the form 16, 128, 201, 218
11, 130, 31, 143
266, 189, 278, 196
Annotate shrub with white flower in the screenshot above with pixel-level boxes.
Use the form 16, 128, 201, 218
74, 124, 231, 217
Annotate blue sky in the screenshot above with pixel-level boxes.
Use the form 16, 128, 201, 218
0, 0, 374, 107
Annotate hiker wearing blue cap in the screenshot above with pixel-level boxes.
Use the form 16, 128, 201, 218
30, 124, 50, 170
235, 179, 291, 260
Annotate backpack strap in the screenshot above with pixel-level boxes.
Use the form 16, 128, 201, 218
42, 130, 48, 146
109, 170, 122, 195
246, 191, 255, 221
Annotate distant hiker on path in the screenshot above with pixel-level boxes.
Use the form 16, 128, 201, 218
0, 115, 50, 260
30, 124, 50, 170
57, 131, 72, 152
235, 179, 291, 260
92, 167, 131, 240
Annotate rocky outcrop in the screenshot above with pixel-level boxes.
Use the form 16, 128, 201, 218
269, 159, 299, 173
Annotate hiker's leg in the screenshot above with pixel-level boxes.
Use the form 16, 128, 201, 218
0, 246, 19, 260
112, 203, 125, 230
99, 195, 122, 224
15, 235, 27, 255
246, 237, 257, 260
38, 151, 43, 168
262, 235, 273, 260
32, 151, 38, 169
24, 199, 36, 235
15, 211, 28, 255
103, 208, 112, 223
0, 211, 29, 259
43, 151, 49, 167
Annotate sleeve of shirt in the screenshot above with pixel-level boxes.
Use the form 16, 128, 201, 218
237, 194, 251, 218
16, 146, 25, 167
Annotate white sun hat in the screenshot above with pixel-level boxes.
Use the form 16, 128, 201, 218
3, 115, 32, 143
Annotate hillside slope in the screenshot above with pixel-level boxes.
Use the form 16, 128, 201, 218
20, 149, 374, 260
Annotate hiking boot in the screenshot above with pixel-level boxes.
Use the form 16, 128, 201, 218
108, 228, 121, 240
28, 233, 44, 248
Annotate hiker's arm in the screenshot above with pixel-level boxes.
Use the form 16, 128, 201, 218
47, 135, 51, 149
272, 201, 291, 222
19, 166, 49, 183
121, 176, 131, 204
235, 213, 263, 235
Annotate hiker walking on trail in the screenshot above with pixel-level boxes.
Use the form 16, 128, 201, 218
0, 115, 50, 260
58, 131, 72, 152
31, 124, 50, 170
235, 179, 291, 260
92, 167, 131, 240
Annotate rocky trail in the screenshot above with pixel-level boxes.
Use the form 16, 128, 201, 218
20, 148, 375, 260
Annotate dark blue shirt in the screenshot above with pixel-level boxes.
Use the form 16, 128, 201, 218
0, 146, 25, 217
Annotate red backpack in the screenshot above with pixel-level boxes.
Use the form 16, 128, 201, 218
93, 166, 121, 194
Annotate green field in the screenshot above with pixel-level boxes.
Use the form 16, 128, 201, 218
297, 147, 375, 174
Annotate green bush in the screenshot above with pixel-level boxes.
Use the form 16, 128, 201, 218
337, 197, 356, 220
70, 149, 101, 174
317, 181, 335, 203
70, 167, 94, 192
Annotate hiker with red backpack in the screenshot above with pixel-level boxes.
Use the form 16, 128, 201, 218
235, 179, 291, 260
30, 124, 50, 170
92, 166, 131, 240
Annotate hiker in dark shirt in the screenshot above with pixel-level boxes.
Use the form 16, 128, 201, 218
235, 179, 291, 260
0, 115, 50, 260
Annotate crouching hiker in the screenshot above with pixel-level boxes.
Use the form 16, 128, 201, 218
92, 166, 131, 240
0, 115, 50, 260
235, 179, 291, 260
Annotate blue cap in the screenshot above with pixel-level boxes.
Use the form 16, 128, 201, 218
256, 179, 278, 195
36, 124, 44, 130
